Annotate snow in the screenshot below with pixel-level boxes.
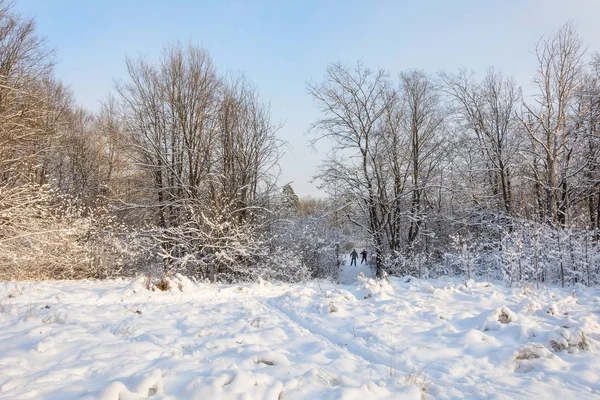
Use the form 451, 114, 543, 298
1, 273, 600, 399
339, 258, 373, 284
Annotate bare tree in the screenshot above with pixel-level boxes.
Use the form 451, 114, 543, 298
573, 54, 600, 232
442, 68, 520, 215
309, 62, 393, 277
116, 43, 282, 279
216, 75, 282, 222
0, 1, 57, 186
116, 43, 221, 227
399, 70, 445, 246
520, 22, 585, 226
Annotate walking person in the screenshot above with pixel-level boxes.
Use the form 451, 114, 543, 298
360, 249, 367, 264
350, 249, 358, 266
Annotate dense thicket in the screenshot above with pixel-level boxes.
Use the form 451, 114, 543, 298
0, 2, 597, 286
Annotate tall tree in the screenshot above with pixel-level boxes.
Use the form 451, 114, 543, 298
520, 22, 585, 226
442, 68, 520, 216
399, 70, 445, 246
309, 62, 393, 277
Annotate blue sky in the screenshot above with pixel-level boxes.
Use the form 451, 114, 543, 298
16, 0, 600, 197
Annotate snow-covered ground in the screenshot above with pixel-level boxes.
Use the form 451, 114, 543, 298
1, 269, 600, 399
339, 259, 372, 284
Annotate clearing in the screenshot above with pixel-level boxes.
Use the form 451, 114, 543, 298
1, 269, 600, 399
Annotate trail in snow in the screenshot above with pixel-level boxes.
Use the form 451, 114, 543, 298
339, 256, 373, 284
263, 297, 397, 371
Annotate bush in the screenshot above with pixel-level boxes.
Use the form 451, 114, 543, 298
0, 184, 144, 280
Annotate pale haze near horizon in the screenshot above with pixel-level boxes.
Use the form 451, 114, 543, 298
16, 0, 600, 198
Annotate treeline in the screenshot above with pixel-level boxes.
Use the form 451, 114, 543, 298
0, 2, 290, 281
0, 1, 344, 282
309, 22, 600, 286
0, 0, 598, 286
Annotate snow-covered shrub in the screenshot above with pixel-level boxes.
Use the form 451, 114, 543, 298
449, 233, 480, 280
501, 230, 524, 285
435, 234, 483, 280
479, 306, 518, 331
295, 219, 340, 280
549, 328, 591, 352
135, 200, 317, 283
515, 343, 552, 360
429, 218, 600, 287
356, 272, 393, 300
383, 251, 425, 278
150, 212, 266, 282
145, 276, 170, 292
0, 184, 143, 280
266, 213, 341, 281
